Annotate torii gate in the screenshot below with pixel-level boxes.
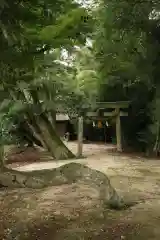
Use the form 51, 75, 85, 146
77, 101, 130, 157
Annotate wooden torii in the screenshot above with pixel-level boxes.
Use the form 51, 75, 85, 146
77, 101, 129, 157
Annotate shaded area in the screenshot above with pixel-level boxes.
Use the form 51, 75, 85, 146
84, 121, 115, 143
0, 186, 159, 240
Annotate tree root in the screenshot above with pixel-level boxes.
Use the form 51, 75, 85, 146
0, 163, 125, 209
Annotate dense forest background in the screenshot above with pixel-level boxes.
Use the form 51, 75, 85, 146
0, 0, 160, 159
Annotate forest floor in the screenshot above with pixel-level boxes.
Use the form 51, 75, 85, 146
1, 142, 160, 239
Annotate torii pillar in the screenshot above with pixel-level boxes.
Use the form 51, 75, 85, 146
77, 116, 84, 157
116, 108, 122, 152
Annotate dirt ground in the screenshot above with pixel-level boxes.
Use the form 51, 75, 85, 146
2, 142, 160, 239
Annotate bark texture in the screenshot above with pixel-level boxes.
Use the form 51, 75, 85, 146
27, 113, 75, 160
22, 89, 75, 160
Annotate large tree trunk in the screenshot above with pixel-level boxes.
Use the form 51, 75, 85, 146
26, 111, 75, 160
31, 90, 75, 160
35, 113, 75, 160
19, 89, 75, 160
49, 110, 56, 128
